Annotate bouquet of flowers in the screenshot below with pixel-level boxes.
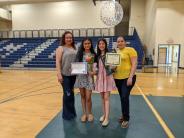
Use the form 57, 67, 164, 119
85, 54, 94, 71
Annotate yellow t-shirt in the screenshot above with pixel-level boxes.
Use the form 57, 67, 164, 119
113, 47, 137, 79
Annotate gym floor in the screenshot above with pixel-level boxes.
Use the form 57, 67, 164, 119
0, 70, 183, 138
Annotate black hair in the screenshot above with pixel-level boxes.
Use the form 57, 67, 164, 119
96, 38, 109, 59
96, 38, 109, 68
75, 38, 97, 62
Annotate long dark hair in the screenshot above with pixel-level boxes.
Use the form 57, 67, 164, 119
96, 38, 109, 68
76, 38, 97, 62
97, 38, 109, 59
60, 31, 75, 49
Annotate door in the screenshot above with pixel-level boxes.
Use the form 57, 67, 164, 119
158, 48, 167, 64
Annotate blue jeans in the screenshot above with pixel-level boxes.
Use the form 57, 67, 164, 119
61, 75, 76, 120
115, 75, 136, 121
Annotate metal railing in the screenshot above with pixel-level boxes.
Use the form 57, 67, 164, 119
0, 27, 135, 39
0, 28, 115, 38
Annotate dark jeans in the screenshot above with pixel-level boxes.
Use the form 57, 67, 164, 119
61, 75, 76, 120
115, 75, 136, 121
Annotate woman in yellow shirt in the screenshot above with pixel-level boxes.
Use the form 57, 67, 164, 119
114, 36, 137, 128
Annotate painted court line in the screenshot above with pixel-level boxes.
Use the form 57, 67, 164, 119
0, 76, 56, 103
0, 75, 55, 94
135, 84, 175, 138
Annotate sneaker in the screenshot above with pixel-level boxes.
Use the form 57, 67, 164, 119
121, 121, 129, 128
99, 115, 105, 122
118, 116, 124, 123
81, 114, 87, 122
88, 114, 94, 122
102, 119, 109, 127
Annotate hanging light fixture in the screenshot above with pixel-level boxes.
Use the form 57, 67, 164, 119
100, 0, 124, 26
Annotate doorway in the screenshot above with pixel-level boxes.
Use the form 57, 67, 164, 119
158, 44, 180, 73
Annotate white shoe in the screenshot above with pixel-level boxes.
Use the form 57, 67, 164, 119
102, 119, 109, 127
99, 115, 105, 122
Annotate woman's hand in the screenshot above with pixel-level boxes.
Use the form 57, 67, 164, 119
57, 74, 63, 83
127, 77, 133, 86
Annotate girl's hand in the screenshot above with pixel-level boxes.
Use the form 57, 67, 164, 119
109, 64, 117, 70
109, 64, 113, 69
57, 74, 63, 83
127, 77, 133, 86
88, 71, 95, 76
93, 63, 98, 73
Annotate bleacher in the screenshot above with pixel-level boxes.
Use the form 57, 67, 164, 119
0, 38, 47, 67
0, 29, 144, 69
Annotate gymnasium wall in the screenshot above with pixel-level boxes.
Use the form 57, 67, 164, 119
11, 1, 108, 30
0, 20, 12, 31
0, 8, 11, 20
130, 0, 145, 43
0, 8, 12, 30
144, 0, 156, 58
181, 17, 184, 68
156, 4, 182, 43
155, 0, 184, 67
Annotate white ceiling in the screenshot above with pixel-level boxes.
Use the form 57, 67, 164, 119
0, 0, 82, 5
0, 0, 181, 4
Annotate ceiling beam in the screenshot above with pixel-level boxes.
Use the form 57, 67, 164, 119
92, 0, 121, 6
92, 0, 96, 6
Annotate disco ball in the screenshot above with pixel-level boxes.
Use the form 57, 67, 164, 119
100, 1, 124, 26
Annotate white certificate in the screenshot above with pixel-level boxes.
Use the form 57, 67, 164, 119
71, 62, 87, 74
105, 53, 121, 66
